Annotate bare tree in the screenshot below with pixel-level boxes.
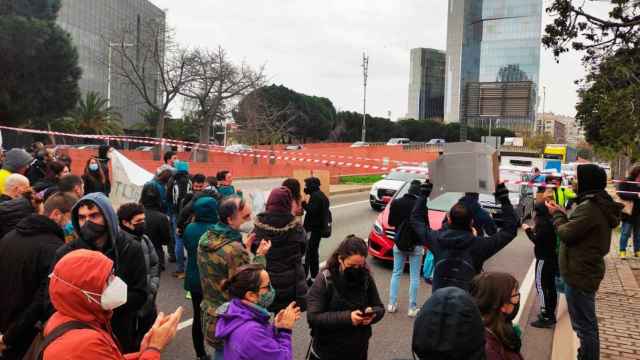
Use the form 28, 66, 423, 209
234, 95, 300, 148
108, 18, 193, 159
180, 46, 265, 161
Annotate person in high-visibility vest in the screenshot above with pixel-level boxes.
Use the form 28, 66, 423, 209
545, 175, 576, 208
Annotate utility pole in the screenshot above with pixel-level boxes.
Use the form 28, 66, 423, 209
361, 52, 369, 142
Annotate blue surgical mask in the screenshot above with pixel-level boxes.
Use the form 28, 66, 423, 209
89, 163, 99, 172
257, 284, 276, 309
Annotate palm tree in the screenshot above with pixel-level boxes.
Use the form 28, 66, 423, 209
70, 91, 123, 135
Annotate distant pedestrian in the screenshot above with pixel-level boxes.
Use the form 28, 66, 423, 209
142, 164, 176, 265
617, 164, 640, 258
97, 145, 112, 195
252, 186, 308, 312
82, 157, 109, 196
387, 180, 423, 317
0, 173, 30, 203
140, 184, 172, 271
167, 160, 192, 279
412, 287, 485, 360
306, 235, 384, 360
215, 264, 301, 360
411, 182, 519, 291
302, 176, 330, 283
546, 164, 622, 360
470, 272, 523, 360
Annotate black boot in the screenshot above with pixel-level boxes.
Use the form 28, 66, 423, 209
530, 313, 556, 328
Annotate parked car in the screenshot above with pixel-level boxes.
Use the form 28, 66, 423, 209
369, 166, 429, 210
224, 144, 252, 153
427, 138, 446, 145
285, 144, 303, 150
386, 138, 410, 146
350, 141, 370, 148
368, 182, 504, 261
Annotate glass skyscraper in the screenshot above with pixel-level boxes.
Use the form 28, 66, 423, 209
444, 0, 542, 131
407, 48, 446, 121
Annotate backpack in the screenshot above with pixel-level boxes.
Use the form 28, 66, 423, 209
169, 173, 192, 213
23, 321, 93, 360
394, 220, 419, 252
433, 249, 476, 291
321, 205, 332, 238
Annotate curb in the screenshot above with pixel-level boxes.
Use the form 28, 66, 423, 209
330, 186, 371, 196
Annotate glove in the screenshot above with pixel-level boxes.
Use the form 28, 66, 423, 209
494, 183, 509, 203
420, 180, 433, 198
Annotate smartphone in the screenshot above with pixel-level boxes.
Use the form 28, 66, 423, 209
360, 307, 374, 319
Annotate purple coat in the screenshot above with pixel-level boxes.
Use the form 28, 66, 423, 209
215, 298, 293, 360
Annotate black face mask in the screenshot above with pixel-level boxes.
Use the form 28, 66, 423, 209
343, 266, 366, 283
133, 222, 146, 237
303, 188, 311, 195
505, 301, 520, 322
80, 221, 107, 246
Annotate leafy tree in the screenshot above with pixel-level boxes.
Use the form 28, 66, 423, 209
0, 0, 61, 21
69, 91, 123, 135
524, 133, 556, 153
0, 15, 81, 127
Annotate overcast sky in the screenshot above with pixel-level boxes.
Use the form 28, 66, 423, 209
152, 0, 610, 120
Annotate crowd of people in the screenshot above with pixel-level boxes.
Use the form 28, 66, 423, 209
0, 144, 625, 360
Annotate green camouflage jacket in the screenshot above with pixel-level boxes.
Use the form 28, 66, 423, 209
197, 222, 266, 348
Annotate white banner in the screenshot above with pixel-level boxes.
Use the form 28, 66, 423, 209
109, 150, 153, 208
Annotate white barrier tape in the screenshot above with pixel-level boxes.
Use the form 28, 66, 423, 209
613, 179, 640, 185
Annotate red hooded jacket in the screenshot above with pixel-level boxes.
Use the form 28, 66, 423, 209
44, 249, 159, 360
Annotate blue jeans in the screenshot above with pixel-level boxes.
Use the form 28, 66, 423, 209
389, 245, 423, 309
171, 215, 185, 272
565, 284, 599, 360
213, 348, 224, 360
620, 220, 640, 253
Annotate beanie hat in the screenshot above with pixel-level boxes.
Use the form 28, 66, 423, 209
175, 160, 189, 173
3, 148, 33, 172
266, 187, 293, 214
577, 164, 607, 196
412, 287, 485, 360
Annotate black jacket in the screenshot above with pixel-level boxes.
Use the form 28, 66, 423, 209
389, 193, 419, 227
252, 212, 308, 313
410, 194, 519, 291
140, 183, 172, 248
525, 203, 557, 260
177, 188, 221, 234
0, 215, 64, 359
0, 196, 36, 238
617, 175, 640, 220
302, 189, 329, 232
0, 194, 12, 203
460, 193, 498, 236
306, 268, 384, 359
82, 174, 109, 196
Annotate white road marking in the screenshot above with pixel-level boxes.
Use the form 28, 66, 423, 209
513, 259, 536, 326
177, 318, 193, 331
330, 200, 369, 209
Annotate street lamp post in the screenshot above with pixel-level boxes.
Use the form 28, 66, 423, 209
107, 42, 134, 108
361, 52, 369, 142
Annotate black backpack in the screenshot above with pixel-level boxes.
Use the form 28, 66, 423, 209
433, 249, 476, 291
394, 220, 419, 252
169, 173, 192, 213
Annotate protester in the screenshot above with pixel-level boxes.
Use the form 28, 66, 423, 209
206, 175, 218, 188
33, 160, 69, 193
197, 196, 271, 360
57, 153, 72, 172
44, 249, 182, 359
25, 146, 48, 185
302, 176, 330, 283
617, 164, 640, 258
217, 170, 242, 198
0, 190, 43, 238
180, 173, 206, 214
167, 160, 191, 279
52, 192, 148, 352
140, 184, 172, 271
282, 178, 304, 216
459, 192, 498, 236
306, 235, 384, 360
470, 272, 523, 360
58, 174, 85, 199
117, 203, 161, 346
412, 287, 485, 360
215, 264, 301, 360
142, 164, 176, 264
546, 164, 622, 360
164, 150, 177, 168
252, 186, 308, 312
183, 196, 219, 360
0, 173, 30, 202
0, 192, 77, 359
97, 145, 112, 196
545, 175, 576, 208
82, 157, 109, 195
177, 175, 221, 235
387, 180, 423, 317
522, 199, 559, 328
0, 148, 33, 195
410, 182, 519, 291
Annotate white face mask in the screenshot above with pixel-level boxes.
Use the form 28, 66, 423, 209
51, 273, 128, 311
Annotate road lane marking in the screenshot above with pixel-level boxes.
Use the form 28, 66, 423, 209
177, 318, 193, 330
514, 259, 536, 326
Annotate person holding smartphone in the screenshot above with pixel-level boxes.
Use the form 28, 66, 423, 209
306, 235, 385, 360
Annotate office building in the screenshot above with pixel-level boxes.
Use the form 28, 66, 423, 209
407, 48, 446, 121
57, 0, 165, 129
444, 0, 543, 132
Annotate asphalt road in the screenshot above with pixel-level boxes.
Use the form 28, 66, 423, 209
156, 191, 553, 360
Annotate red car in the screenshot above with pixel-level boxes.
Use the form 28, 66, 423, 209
367, 182, 502, 261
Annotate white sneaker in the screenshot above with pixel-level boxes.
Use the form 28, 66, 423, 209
387, 304, 397, 313
408, 307, 419, 318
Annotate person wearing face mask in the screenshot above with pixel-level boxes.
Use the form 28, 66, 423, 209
215, 264, 301, 360
140, 185, 172, 272
198, 196, 271, 360
82, 157, 109, 196
43, 249, 182, 360
470, 272, 523, 360
51, 192, 148, 353
302, 177, 330, 284
97, 145, 112, 196
117, 203, 161, 346
306, 235, 385, 360
0, 192, 77, 359
0, 173, 30, 203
